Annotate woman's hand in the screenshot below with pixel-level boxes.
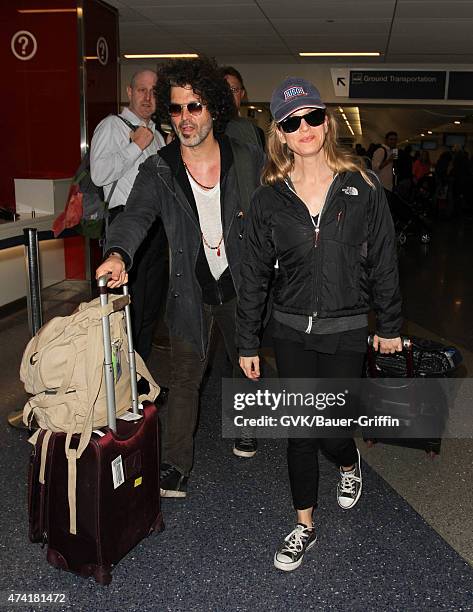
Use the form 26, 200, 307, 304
373, 335, 403, 354
239, 356, 260, 379
95, 254, 128, 288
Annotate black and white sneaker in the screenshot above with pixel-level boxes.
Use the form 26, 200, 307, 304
233, 435, 257, 458
160, 463, 188, 498
337, 447, 362, 509
274, 523, 317, 572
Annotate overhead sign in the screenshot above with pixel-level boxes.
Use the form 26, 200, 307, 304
330, 68, 349, 97
448, 72, 473, 100
349, 70, 446, 99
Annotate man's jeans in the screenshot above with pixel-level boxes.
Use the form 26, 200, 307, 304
162, 298, 240, 475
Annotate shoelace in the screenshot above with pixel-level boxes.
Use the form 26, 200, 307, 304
339, 468, 361, 495
239, 431, 255, 444
281, 525, 313, 555
160, 464, 175, 479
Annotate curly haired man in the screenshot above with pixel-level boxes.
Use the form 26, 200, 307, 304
96, 57, 265, 497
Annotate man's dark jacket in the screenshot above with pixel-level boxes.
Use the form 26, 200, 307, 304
237, 171, 402, 355
105, 135, 265, 358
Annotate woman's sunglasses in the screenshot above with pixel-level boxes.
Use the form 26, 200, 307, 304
278, 108, 326, 134
168, 102, 206, 117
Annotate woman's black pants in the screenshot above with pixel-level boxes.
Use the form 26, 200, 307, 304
273, 336, 365, 511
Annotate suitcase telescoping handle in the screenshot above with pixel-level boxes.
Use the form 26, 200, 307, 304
97, 274, 139, 433
367, 335, 414, 377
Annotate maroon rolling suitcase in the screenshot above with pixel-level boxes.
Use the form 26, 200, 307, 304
27, 276, 163, 584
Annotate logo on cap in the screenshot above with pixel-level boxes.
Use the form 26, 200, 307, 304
283, 86, 307, 101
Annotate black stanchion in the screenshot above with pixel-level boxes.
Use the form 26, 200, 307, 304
8, 228, 43, 429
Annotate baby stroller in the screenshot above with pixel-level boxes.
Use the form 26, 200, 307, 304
386, 189, 432, 245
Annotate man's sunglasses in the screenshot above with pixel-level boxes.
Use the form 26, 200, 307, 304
278, 108, 326, 134
168, 102, 206, 117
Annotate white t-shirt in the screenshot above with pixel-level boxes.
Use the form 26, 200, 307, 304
187, 173, 228, 280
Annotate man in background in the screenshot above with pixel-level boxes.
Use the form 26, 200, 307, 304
222, 66, 265, 149
372, 131, 398, 193
91, 70, 168, 361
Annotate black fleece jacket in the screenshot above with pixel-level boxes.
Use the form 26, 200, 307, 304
237, 171, 402, 355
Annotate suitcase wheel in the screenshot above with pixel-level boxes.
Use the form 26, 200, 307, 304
94, 566, 112, 586
46, 548, 69, 571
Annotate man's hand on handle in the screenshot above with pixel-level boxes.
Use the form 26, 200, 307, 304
373, 335, 403, 354
95, 254, 128, 288
239, 356, 260, 380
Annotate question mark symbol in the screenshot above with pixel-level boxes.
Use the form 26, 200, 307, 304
99, 40, 105, 58
18, 35, 28, 55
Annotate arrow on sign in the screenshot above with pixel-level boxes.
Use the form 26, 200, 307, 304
331, 68, 349, 96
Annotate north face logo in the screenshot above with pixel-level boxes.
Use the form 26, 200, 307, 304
283, 86, 307, 101
342, 186, 358, 196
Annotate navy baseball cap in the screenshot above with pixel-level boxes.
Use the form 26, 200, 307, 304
270, 77, 326, 123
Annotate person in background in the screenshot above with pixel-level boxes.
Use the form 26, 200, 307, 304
413, 150, 431, 184
95, 57, 265, 499
237, 77, 402, 572
372, 131, 398, 192
396, 145, 414, 201
90, 70, 168, 362
354, 143, 366, 157
222, 66, 265, 149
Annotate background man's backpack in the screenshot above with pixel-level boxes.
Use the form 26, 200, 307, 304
53, 116, 137, 239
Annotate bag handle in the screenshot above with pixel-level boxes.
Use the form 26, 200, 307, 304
367, 335, 414, 377
97, 274, 139, 432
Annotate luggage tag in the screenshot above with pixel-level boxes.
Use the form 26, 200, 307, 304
118, 408, 144, 421
111, 455, 125, 489
111, 339, 122, 383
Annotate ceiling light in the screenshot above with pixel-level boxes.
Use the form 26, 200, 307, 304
427, 131, 433, 134
299, 52, 381, 57
257, 109, 263, 113
454, 120, 461, 125
420, 133, 425, 137
18, 8, 77, 12
123, 53, 198, 59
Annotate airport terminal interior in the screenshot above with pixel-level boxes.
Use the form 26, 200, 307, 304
1, 0, 473, 610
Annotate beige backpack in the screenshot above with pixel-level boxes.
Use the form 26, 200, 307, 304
20, 293, 159, 533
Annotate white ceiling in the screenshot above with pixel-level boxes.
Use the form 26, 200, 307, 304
108, 0, 473, 64
108, 0, 473, 143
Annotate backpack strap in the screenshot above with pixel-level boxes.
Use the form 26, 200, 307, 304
67, 447, 78, 534
117, 115, 138, 132
39, 430, 52, 485
382, 146, 388, 164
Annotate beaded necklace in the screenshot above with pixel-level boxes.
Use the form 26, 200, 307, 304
183, 161, 223, 256
183, 161, 218, 190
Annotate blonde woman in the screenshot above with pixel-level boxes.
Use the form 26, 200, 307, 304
237, 78, 402, 571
